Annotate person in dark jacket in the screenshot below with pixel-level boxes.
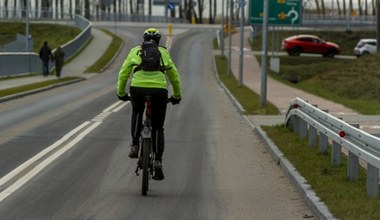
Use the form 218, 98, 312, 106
53, 46, 65, 77
39, 41, 53, 77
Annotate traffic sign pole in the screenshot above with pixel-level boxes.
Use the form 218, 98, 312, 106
260, 0, 269, 106
238, 0, 245, 87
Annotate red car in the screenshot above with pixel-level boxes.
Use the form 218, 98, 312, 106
281, 34, 340, 57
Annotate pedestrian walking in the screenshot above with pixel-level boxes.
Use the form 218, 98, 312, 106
39, 41, 53, 77
53, 46, 65, 78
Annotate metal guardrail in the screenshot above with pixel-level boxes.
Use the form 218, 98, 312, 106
0, 14, 91, 77
285, 97, 380, 197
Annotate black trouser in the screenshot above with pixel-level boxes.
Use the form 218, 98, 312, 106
130, 86, 168, 161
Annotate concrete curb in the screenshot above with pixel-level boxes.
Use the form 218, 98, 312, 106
0, 77, 85, 103
245, 118, 337, 220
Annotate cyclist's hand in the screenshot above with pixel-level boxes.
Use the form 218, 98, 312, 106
117, 94, 130, 101
170, 96, 181, 105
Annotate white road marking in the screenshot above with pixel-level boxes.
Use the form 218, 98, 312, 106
166, 37, 173, 50
0, 101, 128, 202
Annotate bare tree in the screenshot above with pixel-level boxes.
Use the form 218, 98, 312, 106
358, 0, 363, 15
41, 0, 49, 17
343, 0, 346, 17
85, 0, 90, 19
349, 0, 353, 16
13, 0, 17, 17
372, 0, 376, 15
75, 0, 80, 14
197, 0, 205, 23
321, 0, 325, 15
35, 0, 39, 17
60, 0, 64, 18
314, 0, 320, 15
21, 0, 27, 18
213, 0, 216, 23
336, 0, 341, 15
3, 0, 8, 17
55, 0, 58, 18
209, 0, 213, 23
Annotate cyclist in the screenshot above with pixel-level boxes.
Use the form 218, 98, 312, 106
117, 28, 182, 180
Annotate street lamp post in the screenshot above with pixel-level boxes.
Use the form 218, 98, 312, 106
26, 1, 30, 52
238, 0, 245, 87
221, 0, 225, 57
227, 0, 232, 76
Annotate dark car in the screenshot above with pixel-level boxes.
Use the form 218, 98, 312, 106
281, 34, 340, 57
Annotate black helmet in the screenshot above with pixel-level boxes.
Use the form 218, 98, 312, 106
143, 28, 161, 45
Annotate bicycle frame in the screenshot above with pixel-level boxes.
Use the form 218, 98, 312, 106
138, 96, 155, 196
133, 96, 173, 195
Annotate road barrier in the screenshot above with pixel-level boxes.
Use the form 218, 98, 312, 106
285, 97, 380, 197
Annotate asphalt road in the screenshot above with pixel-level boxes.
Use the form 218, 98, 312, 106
0, 27, 314, 219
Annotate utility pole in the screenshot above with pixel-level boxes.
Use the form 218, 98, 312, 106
227, 0, 232, 76
25, 0, 29, 52
221, 0, 225, 57
377, 0, 380, 52
260, 0, 269, 106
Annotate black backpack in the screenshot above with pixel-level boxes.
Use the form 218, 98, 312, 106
134, 41, 164, 73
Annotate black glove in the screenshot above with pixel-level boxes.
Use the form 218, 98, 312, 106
170, 96, 181, 105
117, 94, 130, 101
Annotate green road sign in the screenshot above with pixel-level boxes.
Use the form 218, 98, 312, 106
250, 0, 302, 25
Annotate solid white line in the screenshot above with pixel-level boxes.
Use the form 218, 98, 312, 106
0, 121, 101, 202
0, 121, 90, 187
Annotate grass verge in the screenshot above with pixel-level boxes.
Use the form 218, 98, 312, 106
214, 55, 279, 115
84, 28, 123, 73
263, 125, 380, 219
0, 77, 80, 98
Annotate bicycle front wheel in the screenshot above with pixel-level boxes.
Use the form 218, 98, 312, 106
141, 137, 151, 196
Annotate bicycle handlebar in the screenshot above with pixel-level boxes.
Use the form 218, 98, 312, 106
119, 95, 179, 105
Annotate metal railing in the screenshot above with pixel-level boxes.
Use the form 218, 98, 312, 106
0, 15, 91, 77
285, 97, 380, 197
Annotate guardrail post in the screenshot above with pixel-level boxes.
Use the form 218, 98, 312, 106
348, 124, 360, 181
294, 116, 300, 135
308, 126, 317, 147
348, 153, 359, 181
319, 131, 328, 153
299, 119, 307, 139
367, 163, 379, 197
331, 140, 341, 166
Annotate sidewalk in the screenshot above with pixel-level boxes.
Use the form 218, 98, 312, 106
0, 28, 112, 91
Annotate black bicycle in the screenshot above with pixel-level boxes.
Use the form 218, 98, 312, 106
134, 96, 172, 196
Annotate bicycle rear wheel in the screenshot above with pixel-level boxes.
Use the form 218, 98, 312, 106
141, 137, 151, 196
